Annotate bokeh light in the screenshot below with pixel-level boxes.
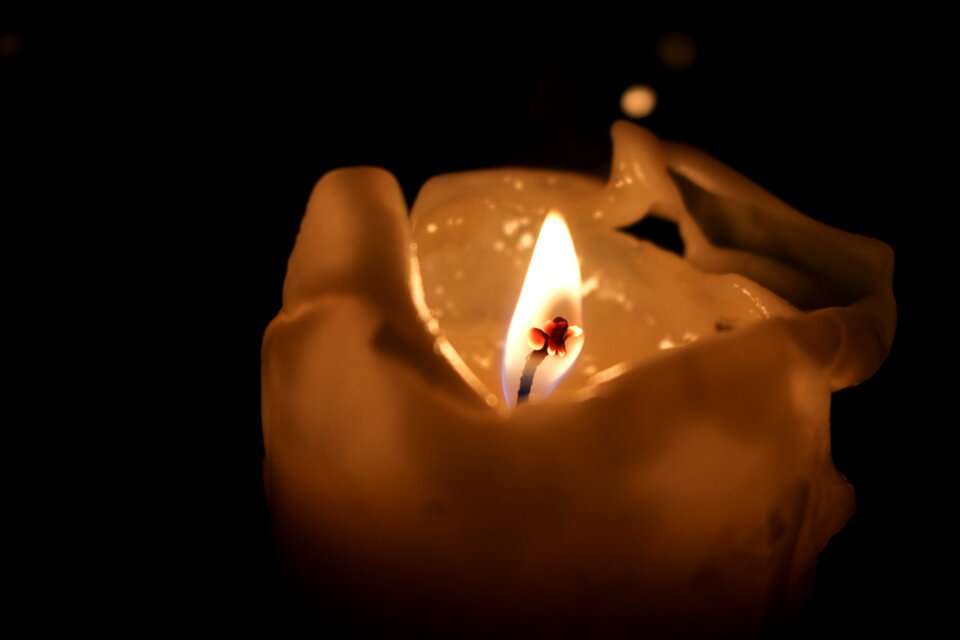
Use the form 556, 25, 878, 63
657, 32, 696, 71
620, 84, 658, 119
0, 33, 21, 58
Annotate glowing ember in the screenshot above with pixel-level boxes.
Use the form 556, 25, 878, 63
527, 317, 583, 356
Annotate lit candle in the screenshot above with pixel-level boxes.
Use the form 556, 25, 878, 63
262, 121, 894, 635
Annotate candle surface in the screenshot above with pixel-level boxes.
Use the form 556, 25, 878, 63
412, 144, 799, 408
262, 121, 895, 636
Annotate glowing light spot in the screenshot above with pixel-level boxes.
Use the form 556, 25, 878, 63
472, 354, 492, 370
516, 233, 534, 250
657, 32, 696, 71
586, 362, 628, 385
0, 33, 21, 58
733, 283, 770, 318
581, 275, 600, 297
502, 219, 522, 236
426, 223, 438, 234
659, 338, 676, 350
620, 84, 658, 119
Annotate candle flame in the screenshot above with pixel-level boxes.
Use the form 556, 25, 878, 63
502, 211, 583, 407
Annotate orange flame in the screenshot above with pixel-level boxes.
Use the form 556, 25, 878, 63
502, 212, 583, 407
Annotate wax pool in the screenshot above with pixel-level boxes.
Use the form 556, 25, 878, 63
261, 122, 895, 636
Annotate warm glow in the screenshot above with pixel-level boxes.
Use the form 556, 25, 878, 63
620, 84, 658, 119
502, 211, 583, 407
656, 32, 696, 71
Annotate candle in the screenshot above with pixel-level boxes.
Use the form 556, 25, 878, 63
261, 121, 895, 635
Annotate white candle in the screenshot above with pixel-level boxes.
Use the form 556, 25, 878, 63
262, 121, 894, 635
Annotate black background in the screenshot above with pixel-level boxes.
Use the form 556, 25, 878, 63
4, 13, 945, 636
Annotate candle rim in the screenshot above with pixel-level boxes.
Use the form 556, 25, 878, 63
405, 122, 894, 406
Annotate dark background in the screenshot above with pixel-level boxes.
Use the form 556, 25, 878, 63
4, 14, 944, 636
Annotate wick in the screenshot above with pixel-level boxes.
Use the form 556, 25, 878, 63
516, 349, 548, 404
516, 316, 582, 404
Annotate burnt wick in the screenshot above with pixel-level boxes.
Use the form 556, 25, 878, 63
516, 316, 582, 404
516, 350, 548, 404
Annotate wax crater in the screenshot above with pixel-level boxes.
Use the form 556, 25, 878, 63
262, 121, 895, 636
412, 164, 798, 406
